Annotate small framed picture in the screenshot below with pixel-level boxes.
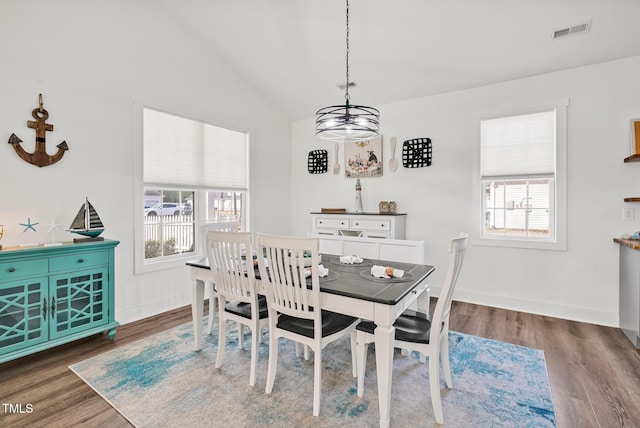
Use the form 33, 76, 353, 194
631, 119, 640, 155
345, 135, 382, 178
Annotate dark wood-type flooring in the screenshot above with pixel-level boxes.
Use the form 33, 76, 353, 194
2, 300, 640, 427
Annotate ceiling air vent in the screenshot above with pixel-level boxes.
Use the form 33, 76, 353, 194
551, 20, 592, 40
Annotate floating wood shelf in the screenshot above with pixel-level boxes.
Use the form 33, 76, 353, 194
624, 155, 640, 202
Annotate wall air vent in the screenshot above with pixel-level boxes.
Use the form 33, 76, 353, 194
551, 20, 592, 40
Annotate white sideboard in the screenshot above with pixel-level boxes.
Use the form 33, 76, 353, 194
310, 212, 406, 239
312, 234, 425, 264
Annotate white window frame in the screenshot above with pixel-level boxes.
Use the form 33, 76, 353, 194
133, 101, 250, 274
473, 98, 568, 251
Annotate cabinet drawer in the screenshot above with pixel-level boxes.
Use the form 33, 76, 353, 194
0, 259, 48, 280
363, 231, 391, 239
397, 281, 429, 316
50, 250, 108, 272
350, 218, 391, 231
315, 217, 349, 229
315, 229, 338, 236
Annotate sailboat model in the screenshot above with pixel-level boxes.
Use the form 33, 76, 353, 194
68, 197, 105, 241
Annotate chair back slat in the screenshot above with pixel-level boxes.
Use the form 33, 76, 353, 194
430, 232, 468, 342
205, 231, 256, 304
257, 233, 321, 322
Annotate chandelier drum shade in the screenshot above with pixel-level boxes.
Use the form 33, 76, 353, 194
316, 103, 380, 143
315, 0, 380, 143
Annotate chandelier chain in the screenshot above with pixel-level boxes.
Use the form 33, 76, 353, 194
315, 0, 380, 142
345, 0, 350, 103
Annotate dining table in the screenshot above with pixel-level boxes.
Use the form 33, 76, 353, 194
186, 253, 435, 428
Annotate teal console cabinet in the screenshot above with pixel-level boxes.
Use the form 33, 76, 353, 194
0, 239, 119, 363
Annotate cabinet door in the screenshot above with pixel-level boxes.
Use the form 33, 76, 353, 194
49, 268, 109, 340
0, 278, 49, 354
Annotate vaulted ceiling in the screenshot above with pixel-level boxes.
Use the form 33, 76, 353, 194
156, 0, 640, 121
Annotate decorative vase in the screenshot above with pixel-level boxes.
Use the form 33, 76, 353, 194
388, 201, 397, 214
379, 201, 389, 214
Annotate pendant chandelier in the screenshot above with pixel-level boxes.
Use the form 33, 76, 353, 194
315, 0, 380, 143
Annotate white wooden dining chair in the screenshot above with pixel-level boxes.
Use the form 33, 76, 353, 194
204, 230, 268, 386
256, 233, 360, 417
355, 232, 468, 424
201, 221, 239, 334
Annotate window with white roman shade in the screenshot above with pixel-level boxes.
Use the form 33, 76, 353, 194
481, 110, 555, 179
136, 106, 249, 273
478, 100, 567, 251
143, 108, 248, 190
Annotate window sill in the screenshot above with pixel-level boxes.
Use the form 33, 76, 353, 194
474, 236, 566, 251
135, 251, 203, 275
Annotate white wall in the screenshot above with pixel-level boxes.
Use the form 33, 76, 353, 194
0, 1, 291, 324
3, 2, 639, 329
291, 55, 640, 327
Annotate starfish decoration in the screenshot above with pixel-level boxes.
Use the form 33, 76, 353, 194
20, 217, 39, 232
45, 218, 63, 243
45, 218, 63, 234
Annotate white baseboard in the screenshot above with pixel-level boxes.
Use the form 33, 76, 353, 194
116, 291, 192, 325
429, 285, 619, 328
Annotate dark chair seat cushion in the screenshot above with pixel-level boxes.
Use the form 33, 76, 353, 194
356, 309, 432, 344
225, 295, 269, 319
277, 310, 358, 338
356, 320, 377, 335
393, 310, 431, 343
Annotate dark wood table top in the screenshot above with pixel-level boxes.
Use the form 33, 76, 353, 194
187, 254, 435, 306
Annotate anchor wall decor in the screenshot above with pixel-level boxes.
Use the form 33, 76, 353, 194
8, 94, 69, 167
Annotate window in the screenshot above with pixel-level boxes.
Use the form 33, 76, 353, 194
479, 101, 567, 250
483, 179, 553, 239
143, 189, 195, 259
137, 107, 249, 271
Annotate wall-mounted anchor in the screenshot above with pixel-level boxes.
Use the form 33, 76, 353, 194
8, 94, 69, 167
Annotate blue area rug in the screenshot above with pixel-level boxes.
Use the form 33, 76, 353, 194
70, 318, 556, 427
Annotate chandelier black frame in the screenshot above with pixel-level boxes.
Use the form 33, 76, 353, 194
315, 0, 380, 143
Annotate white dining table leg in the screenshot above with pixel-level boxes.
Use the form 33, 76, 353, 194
416, 288, 431, 317
191, 278, 205, 351
206, 283, 216, 334
375, 323, 395, 428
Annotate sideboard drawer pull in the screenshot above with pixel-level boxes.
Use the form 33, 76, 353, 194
78, 258, 84, 263
8, 267, 15, 272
